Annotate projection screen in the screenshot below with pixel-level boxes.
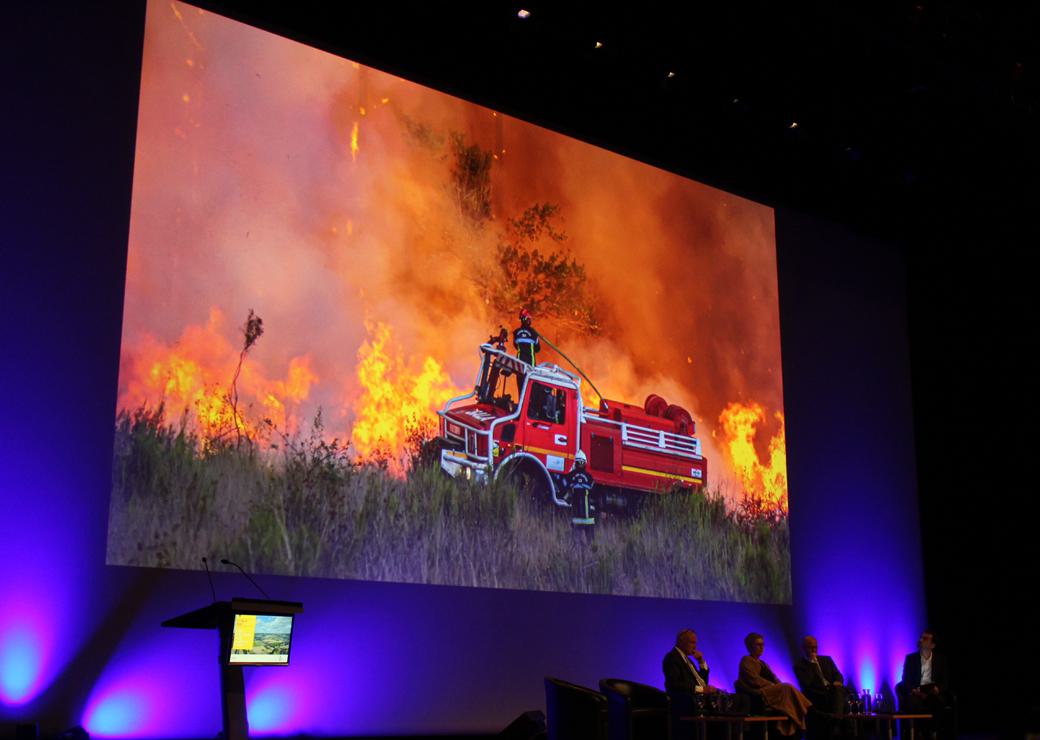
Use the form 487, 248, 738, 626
108, 0, 791, 603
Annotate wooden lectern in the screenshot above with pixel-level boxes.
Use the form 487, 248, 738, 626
163, 598, 303, 740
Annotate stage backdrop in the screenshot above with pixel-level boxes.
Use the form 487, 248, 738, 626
109, 0, 790, 604
1, 2, 925, 737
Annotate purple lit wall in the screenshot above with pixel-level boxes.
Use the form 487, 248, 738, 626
778, 209, 926, 698
3, 3, 923, 737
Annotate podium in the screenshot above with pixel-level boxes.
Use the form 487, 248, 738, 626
163, 598, 303, 740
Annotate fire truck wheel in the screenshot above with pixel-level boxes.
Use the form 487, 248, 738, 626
498, 459, 552, 504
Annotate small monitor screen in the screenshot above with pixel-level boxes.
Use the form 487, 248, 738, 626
229, 614, 293, 665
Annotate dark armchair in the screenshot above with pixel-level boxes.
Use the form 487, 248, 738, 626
599, 678, 671, 740
545, 677, 609, 740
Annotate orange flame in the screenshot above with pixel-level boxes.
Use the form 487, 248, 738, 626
257, 355, 319, 435
350, 121, 359, 161
118, 307, 318, 441
578, 379, 601, 412
350, 321, 465, 474
718, 401, 788, 513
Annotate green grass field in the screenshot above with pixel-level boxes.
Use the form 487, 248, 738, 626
107, 407, 791, 603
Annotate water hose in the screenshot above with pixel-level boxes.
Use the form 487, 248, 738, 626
537, 333, 608, 410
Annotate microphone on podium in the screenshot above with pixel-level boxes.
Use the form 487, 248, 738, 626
201, 556, 218, 602
221, 558, 271, 600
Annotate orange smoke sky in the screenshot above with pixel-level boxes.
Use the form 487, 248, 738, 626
118, 0, 786, 505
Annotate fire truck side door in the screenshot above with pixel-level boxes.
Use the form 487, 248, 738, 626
521, 381, 575, 474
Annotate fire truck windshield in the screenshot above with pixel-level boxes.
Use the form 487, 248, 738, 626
476, 352, 518, 412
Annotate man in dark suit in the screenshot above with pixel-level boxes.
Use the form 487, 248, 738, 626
664, 629, 740, 735
663, 629, 716, 698
793, 635, 847, 715
794, 636, 850, 739
897, 630, 955, 740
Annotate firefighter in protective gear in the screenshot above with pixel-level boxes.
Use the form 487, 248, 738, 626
566, 449, 595, 534
513, 308, 541, 366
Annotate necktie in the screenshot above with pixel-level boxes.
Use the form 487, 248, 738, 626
687, 655, 706, 687
814, 658, 825, 683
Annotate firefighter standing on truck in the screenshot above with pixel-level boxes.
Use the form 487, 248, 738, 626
513, 308, 540, 366
566, 450, 596, 539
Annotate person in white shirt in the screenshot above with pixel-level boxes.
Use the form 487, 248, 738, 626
898, 630, 955, 740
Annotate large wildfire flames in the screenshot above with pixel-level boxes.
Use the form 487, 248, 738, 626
119, 306, 788, 509
118, 1, 789, 511
350, 321, 465, 471
119, 312, 463, 476
718, 402, 788, 514
119, 308, 318, 440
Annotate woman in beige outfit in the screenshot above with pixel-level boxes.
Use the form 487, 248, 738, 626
737, 632, 812, 736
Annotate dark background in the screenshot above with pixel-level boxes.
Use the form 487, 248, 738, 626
4, 2, 1038, 737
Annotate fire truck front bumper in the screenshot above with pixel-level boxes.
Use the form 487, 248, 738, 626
440, 449, 490, 483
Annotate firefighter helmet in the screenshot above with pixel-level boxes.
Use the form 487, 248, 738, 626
519, 307, 532, 324
574, 449, 587, 467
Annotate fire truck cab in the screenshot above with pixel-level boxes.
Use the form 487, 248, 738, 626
437, 343, 707, 508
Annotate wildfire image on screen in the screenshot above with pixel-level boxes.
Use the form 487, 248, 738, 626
229, 614, 292, 664
107, 0, 791, 603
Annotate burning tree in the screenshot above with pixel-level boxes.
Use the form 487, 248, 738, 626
485, 203, 598, 335
444, 132, 598, 335
450, 132, 493, 224
230, 309, 264, 444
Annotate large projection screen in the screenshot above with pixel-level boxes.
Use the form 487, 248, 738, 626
108, 0, 790, 604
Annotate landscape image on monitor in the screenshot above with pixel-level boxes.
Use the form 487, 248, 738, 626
229, 614, 292, 664
107, 0, 791, 603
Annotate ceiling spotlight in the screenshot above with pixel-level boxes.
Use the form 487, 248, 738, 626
517, 9, 531, 19
788, 121, 799, 129
667, 71, 676, 79
594, 41, 604, 49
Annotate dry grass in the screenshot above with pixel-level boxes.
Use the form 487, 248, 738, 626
107, 408, 791, 603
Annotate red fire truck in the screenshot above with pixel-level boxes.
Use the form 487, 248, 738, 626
436, 342, 706, 511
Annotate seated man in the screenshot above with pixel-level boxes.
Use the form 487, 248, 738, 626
665, 631, 748, 735
897, 629, 955, 740
794, 636, 850, 739
793, 635, 847, 715
663, 629, 717, 699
